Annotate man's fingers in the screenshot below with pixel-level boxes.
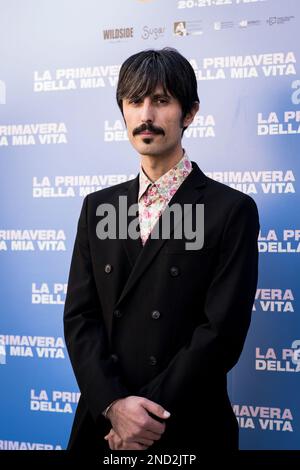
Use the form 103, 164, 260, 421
143, 415, 167, 436
125, 442, 148, 450
142, 429, 163, 441
105, 396, 170, 444
136, 437, 154, 447
141, 398, 171, 421
104, 429, 114, 440
108, 439, 115, 450
124, 434, 154, 447
107, 435, 148, 451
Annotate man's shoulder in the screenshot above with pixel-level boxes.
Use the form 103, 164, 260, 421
204, 173, 258, 210
192, 161, 257, 211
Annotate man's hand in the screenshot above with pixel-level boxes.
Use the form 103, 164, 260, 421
104, 428, 149, 451
106, 396, 170, 446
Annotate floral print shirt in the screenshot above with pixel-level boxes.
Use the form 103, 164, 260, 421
138, 151, 193, 245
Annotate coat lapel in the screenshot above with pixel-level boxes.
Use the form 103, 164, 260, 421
116, 161, 207, 308
120, 173, 143, 267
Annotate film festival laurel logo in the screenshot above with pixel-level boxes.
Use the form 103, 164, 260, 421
95, 196, 204, 251
0, 80, 6, 104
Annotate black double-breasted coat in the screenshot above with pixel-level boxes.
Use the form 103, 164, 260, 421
63, 161, 259, 452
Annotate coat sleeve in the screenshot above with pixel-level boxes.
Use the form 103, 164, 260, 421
63, 196, 129, 423
137, 194, 260, 411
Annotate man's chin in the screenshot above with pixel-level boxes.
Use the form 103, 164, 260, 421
131, 142, 161, 156
141, 137, 153, 145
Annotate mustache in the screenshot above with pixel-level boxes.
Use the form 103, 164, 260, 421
133, 122, 165, 136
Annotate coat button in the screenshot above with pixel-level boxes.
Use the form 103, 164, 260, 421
111, 354, 119, 363
104, 264, 113, 274
149, 355, 157, 366
170, 265, 180, 277
113, 309, 123, 318
151, 310, 161, 320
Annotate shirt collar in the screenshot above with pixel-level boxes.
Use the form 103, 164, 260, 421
138, 150, 192, 202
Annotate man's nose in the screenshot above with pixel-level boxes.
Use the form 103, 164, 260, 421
140, 99, 155, 122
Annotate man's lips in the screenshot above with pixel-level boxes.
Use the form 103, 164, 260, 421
132, 124, 164, 136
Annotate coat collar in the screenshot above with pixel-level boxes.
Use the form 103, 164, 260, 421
115, 161, 207, 308
138, 150, 192, 202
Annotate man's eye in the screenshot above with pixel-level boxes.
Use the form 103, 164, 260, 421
129, 98, 141, 104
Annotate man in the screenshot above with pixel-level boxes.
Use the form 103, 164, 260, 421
64, 48, 259, 452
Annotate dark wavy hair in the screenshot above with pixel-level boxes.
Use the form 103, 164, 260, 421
116, 47, 199, 133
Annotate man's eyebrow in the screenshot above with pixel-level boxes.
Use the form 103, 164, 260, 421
152, 93, 171, 99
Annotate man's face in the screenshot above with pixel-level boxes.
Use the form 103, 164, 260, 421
122, 86, 189, 158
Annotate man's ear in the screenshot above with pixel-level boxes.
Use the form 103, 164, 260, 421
183, 101, 200, 128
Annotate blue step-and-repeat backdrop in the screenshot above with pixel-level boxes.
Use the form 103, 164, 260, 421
0, 0, 299, 451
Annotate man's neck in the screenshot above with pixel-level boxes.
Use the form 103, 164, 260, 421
140, 147, 184, 182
